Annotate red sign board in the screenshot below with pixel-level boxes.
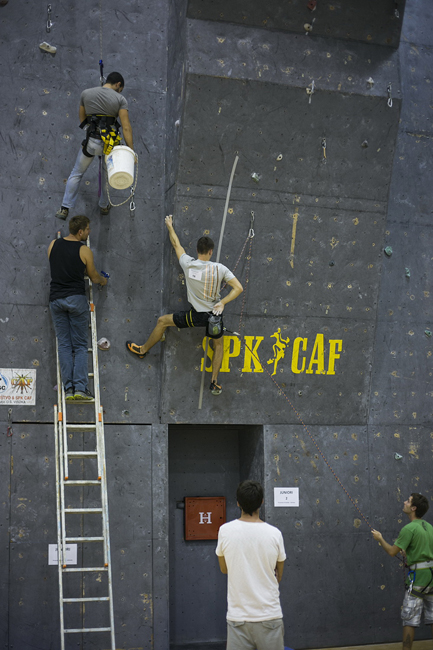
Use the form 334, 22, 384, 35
184, 497, 226, 541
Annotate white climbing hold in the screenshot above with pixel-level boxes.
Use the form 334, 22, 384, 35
39, 42, 57, 54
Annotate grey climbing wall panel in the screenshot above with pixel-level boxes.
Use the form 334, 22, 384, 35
1, 0, 433, 647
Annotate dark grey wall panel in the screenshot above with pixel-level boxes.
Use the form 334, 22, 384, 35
178, 75, 400, 200
187, 0, 406, 48
161, 315, 374, 425
187, 18, 401, 97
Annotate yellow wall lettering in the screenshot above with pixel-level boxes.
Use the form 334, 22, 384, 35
306, 333, 325, 374
242, 336, 264, 372
220, 336, 241, 373
327, 339, 343, 375
200, 338, 213, 372
291, 337, 307, 373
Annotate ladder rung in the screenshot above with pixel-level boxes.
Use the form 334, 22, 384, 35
67, 451, 97, 458
88, 373, 94, 377
65, 627, 111, 633
66, 424, 96, 430
65, 508, 103, 514
64, 480, 101, 485
63, 597, 109, 602
63, 566, 108, 573
88, 348, 92, 352
72, 398, 95, 404
65, 536, 104, 543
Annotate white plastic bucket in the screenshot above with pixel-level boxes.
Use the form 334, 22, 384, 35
105, 145, 135, 189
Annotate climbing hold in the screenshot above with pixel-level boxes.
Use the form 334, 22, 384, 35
384, 246, 393, 257
307, 0, 317, 10
425, 330, 432, 338
405, 267, 410, 278
304, 22, 313, 32
276, 154, 283, 161
367, 77, 374, 88
361, 140, 368, 148
251, 172, 261, 183
394, 453, 402, 460
39, 42, 57, 54
329, 260, 335, 267
97, 337, 111, 350
0, 0, 9, 6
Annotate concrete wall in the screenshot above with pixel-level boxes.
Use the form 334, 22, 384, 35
1, 0, 433, 648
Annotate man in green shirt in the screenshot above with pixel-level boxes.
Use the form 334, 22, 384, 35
372, 493, 433, 650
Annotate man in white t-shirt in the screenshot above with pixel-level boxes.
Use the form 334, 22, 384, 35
126, 215, 243, 395
216, 481, 286, 650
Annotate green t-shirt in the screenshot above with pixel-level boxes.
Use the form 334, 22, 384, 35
395, 519, 433, 588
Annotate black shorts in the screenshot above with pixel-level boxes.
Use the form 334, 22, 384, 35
172, 308, 224, 339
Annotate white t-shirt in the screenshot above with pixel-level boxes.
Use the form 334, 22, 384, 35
179, 254, 235, 312
215, 519, 286, 622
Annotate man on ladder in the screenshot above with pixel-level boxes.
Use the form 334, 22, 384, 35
48, 215, 107, 400
126, 215, 243, 395
56, 72, 134, 220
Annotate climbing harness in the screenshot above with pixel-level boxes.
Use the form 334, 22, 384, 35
46, 4, 52, 32
406, 566, 433, 597
80, 115, 120, 157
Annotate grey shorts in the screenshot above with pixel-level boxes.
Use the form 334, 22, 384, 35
401, 590, 433, 626
227, 618, 284, 650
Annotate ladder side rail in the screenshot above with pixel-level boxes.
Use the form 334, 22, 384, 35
98, 405, 116, 650
54, 405, 66, 650
88, 278, 103, 480
55, 338, 68, 565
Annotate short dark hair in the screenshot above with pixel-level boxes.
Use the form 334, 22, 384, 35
411, 493, 429, 518
197, 236, 215, 255
69, 215, 89, 235
106, 71, 125, 88
237, 481, 263, 516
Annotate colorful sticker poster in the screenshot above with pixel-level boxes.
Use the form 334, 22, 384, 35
0, 368, 37, 405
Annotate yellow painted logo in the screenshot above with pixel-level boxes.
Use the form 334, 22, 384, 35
201, 330, 343, 375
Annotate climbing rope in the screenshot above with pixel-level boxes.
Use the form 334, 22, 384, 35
99, 0, 105, 84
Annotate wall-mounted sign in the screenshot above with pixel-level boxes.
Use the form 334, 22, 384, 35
0, 368, 36, 405
184, 496, 226, 541
48, 544, 77, 565
274, 487, 299, 507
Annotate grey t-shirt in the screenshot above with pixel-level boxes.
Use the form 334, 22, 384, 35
80, 86, 128, 116
179, 254, 235, 312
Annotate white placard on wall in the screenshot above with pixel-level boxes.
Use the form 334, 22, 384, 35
274, 487, 299, 507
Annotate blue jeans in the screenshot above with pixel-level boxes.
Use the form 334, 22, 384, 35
50, 295, 89, 392
62, 137, 108, 209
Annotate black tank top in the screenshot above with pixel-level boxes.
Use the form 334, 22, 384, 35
49, 239, 86, 301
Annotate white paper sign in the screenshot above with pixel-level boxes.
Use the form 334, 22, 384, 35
274, 487, 299, 507
0, 368, 37, 405
48, 544, 77, 566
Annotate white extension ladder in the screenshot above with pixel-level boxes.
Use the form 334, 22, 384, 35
53, 242, 115, 650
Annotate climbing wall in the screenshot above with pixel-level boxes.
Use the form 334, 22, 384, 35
1, 0, 433, 648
